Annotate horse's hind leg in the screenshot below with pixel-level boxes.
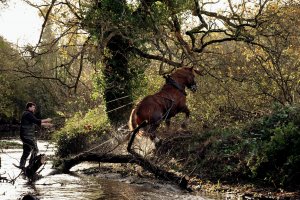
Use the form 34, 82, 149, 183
148, 123, 160, 144
180, 106, 190, 129
148, 124, 158, 140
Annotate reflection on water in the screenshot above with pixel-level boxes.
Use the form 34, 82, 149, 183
0, 139, 218, 200
0, 131, 19, 139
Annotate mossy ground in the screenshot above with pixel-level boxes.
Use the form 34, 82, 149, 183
0, 140, 22, 149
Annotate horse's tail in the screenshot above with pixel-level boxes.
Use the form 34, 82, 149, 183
127, 120, 148, 152
128, 108, 137, 131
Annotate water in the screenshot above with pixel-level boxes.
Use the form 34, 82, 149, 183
0, 139, 219, 200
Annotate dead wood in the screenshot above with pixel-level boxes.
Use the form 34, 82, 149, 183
127, 121, 191, 191
129, 150, 190, 191
57, 121, 191, 191
58, 151, 191, 191
25, 154, 46, 180
59, 153, 135, 173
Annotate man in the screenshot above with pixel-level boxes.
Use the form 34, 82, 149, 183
19, 102, 53, 170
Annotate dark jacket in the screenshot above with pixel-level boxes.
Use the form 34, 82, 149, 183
20, 110, 41, 137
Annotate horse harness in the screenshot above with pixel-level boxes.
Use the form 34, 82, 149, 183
163, 75, 187, 96
155, 75, 187, 122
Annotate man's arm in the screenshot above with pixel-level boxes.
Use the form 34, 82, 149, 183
41, 118, 52, 123
41, 122, 53, 127
41, 118, 53, 127
25, 112, 42, 126
25, 112, 53, 127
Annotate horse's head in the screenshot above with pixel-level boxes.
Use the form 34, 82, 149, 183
172, 67, 198, 93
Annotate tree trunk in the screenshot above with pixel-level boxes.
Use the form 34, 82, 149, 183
59, 153, 135, 172
104, 34, 133, 124
58, 151, 191, 191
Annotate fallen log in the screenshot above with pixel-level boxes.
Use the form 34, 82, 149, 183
57, 121, 191, 191
58, 152, 191, 191
130, 150, 190, 190
59, 153, 136, 173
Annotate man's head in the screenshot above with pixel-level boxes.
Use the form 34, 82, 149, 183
26, 102, 36, 113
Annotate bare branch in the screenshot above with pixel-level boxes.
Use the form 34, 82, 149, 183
131, 47, 182, 68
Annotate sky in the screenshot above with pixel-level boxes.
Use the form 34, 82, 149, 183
0, 0, 238, 47
0, 0, 43, 46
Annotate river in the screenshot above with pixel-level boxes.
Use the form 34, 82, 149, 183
0, 139, 223, 200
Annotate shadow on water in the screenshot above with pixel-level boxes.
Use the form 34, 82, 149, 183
0, 137, 222, 200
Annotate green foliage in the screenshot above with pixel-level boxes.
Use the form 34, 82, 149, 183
0, 36, 59, 119
0, 37, 27, 118
158, 127, 251, 181
53, 106, 110, 158
246, 105, 300, 186
0, 141, 22, 149
83, 0, 132, 38
193, 128, 251, 180
83, 1, 151, 124
128, 59, 149, 99
160, 105, 300, 188
246, 105, 300, 140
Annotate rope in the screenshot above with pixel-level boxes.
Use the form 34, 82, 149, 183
78, 138, 115, 155
106, 95, 131, 104
155, 95, 175, 124
106, 102, 133, 113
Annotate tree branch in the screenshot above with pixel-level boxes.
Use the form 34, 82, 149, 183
131, 47, 182, 68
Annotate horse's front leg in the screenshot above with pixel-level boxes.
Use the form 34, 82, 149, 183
180, 106, 190, 129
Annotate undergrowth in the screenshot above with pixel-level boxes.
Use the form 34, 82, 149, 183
53, 107, 111, 158
157, 104, 300, 189
53, 104, 300, 189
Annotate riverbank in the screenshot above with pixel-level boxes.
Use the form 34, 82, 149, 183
77, 162, 300, 200
1, 138, 298, 199
0, 140, 22, 149
152, 129, 300, 200
0, 139, 214, 200
19, 105, 297, 199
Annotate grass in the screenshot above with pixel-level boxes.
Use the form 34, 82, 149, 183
0, 140, 22, 149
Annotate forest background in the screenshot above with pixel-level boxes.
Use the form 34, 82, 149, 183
0, 0, 299, 195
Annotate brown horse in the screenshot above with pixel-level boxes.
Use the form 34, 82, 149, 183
128, 67, 202, 144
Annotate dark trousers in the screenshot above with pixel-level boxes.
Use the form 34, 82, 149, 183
19, 136, 39, 168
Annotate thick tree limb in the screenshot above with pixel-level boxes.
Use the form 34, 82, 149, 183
58, 123, 191, 191
58, 152, 191, 191
59, 153, 135, 172
131, 47, 182, 68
